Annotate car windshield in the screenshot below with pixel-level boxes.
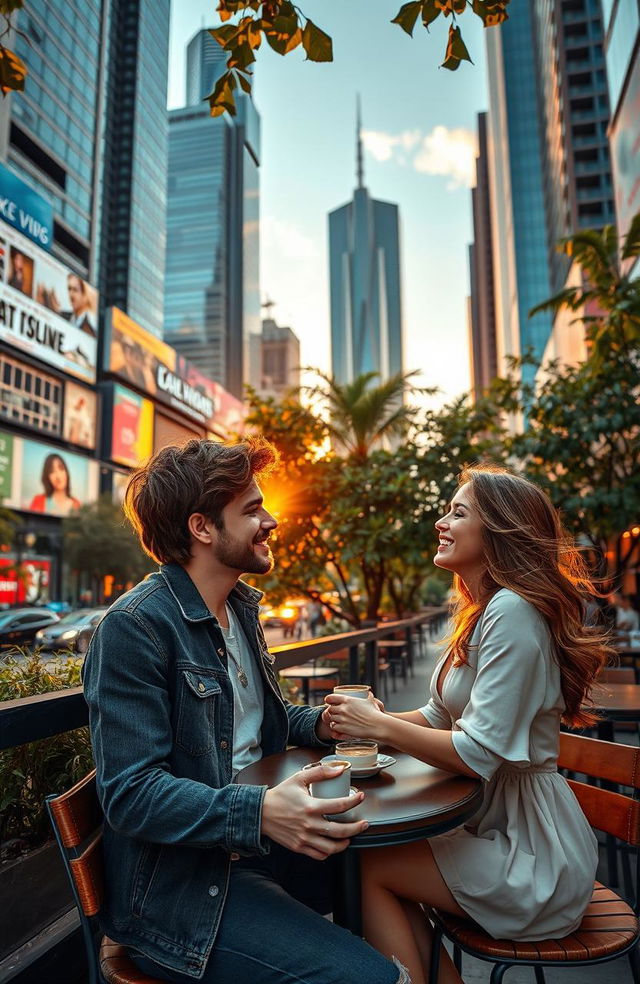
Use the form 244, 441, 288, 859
55, 609, 97, 626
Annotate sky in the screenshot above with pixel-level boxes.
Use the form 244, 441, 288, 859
168, 1, 490, 404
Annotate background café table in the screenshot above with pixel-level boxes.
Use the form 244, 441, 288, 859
277, 664, 339, 705
589, 682, 640, 740
236, 746, 483, 935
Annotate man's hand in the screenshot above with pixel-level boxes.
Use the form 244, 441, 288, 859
261, 763, 368, 860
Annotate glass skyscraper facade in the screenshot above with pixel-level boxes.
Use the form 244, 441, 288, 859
1, 0, 170, 337
329, 122, 403, 385
164, 30, 260, 397
2, 0, 103, 277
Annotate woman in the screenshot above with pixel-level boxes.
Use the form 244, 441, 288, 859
324, 466, 610, 984
30, 453, 81, 516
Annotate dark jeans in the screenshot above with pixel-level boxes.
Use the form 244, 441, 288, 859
130, 844, 401, 983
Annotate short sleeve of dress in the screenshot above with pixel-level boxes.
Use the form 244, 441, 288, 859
451, 591, 549, 781
418, 693, 452, 730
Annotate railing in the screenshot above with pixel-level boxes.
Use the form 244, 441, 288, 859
0, 607, 448, 983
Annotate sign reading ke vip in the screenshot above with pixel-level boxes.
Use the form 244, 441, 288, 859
0, 223, 98, 383
0, 163, 53, 250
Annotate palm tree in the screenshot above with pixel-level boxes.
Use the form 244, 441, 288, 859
529, 213, 640, 366
305, 370, 424, 460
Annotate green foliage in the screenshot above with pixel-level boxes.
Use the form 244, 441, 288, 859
207, 0, 507, 115
0, 653, 93, 855
0, 0, 27, 97
62, 494, 154, 599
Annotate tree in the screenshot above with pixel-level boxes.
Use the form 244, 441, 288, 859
305, 370, 423, 461
62, 496, 153, 603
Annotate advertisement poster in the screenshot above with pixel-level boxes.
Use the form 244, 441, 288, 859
0, 224, 98, 383
0, 162, 53, 251
106, 307, 244, 433
111, 383, 154, 468
0, 430, 13, 498
610, 53, 640, 272
63, 380, 97, 450
0, 557, 51, 605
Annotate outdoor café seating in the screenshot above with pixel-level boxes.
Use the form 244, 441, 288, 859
46, 769, 165, 984
427, 732, 640, 983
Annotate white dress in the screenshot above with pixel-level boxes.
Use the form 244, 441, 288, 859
421, 589, 598, 941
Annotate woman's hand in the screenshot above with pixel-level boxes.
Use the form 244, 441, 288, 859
323, 693, 389, 742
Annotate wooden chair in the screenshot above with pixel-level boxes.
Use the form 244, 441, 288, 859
46, 769, 164, 984
428, 733, 640, 983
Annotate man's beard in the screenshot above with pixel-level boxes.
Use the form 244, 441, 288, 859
214, 528, 274, 575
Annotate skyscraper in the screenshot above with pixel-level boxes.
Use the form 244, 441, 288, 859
259, 314, 301, 399
164, 29, 260, 398
0, 0, 171, 337
468, 113, 498, 398
604, 0, 640, 276
328, 106, 403, 386
481, 0, 614, 386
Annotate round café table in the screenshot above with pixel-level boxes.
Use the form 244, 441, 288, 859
590, 682, 640, 740
237, 746, 483, 935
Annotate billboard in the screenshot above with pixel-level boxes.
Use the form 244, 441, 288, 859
0, 224, 98, 383
610, 51, 640, 271
106, 307, 244, 434
63, 380, 98, 450
0, 163, 53, 251
0, 430, 98, 516
111, 383, 154, 468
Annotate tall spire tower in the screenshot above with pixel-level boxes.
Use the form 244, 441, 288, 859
356, 95, 364, 189
329, 107, 404, 386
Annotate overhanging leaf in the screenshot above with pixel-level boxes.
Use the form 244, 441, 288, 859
441, 25, 473, 70
302, 20, 333, 62
391, 2, 423, 36
421, 0, 441, 27
0, 46, 26, 95
207, 70, 237, 118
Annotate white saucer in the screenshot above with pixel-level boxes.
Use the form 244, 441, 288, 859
323, 752, 397, 779
325, 786, 361, 823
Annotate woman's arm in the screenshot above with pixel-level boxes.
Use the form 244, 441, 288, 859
324, 695, 479, 777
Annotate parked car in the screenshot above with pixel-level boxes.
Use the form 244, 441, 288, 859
34, 607, 108, 655
74, 608, 108, 655
0, 607, 60, 653
260, 601, 305, 637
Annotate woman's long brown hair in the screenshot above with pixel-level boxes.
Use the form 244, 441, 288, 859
446, 466, 612, 728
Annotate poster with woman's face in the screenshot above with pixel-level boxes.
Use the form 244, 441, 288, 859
20, 439, 93, 516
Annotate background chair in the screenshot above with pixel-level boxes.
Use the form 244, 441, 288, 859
46, 769, 164, 984
428, 732, 640, 983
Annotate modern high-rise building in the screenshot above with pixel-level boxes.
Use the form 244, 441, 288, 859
328, 107, 403, 386
604, 0, 640, 276
98, 0, 171, 337
164, 29, 260, 398
258, 315, 301, 399
480, 0, 614, 388
0, 0, 170, 337
468, 113, 498, 398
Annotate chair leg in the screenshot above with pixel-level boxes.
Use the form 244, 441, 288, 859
453, 944, 462, 972
534, 967, 546, 984
490, 964, 509, 984
429, 925, 443, 983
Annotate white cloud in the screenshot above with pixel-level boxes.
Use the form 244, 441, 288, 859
361, 125, 477, 190
413, 125, 477, 189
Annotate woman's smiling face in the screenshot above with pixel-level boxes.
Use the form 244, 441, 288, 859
434, 484, 486, 588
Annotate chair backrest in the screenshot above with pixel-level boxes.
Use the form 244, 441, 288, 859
559, 732, 640, 849
46, 769, 104, 984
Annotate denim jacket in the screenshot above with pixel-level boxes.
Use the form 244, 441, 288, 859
82, 563, 328, 979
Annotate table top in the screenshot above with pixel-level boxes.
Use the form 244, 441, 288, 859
278, 665, 339, 679
378, 639, 406, 648
590, 682, 640, 720
236, 746, 483, 848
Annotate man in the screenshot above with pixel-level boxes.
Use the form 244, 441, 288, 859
83, 438, 406, 984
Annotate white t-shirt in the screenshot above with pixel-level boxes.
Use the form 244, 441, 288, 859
221, 603, 264, 778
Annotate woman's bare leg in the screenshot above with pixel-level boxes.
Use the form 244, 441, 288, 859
361, 841, 466, 984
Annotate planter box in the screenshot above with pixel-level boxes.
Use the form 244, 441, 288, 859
0, 841, 74, 962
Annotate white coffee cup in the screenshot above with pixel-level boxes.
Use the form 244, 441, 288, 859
333, 684, 371, 700
303, 760, 352, 799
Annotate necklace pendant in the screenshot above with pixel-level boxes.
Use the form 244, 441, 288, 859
238, 668, 249, 688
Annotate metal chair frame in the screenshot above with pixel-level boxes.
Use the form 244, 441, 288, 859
429, 732, 640, 983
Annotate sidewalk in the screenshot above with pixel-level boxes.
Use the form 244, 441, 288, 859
382, 635, 636, 984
